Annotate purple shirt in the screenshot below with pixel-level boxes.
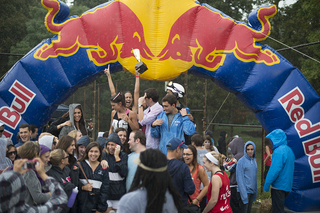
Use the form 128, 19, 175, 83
139, 102, 163, 149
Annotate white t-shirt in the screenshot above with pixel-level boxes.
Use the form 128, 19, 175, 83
118, 188, 178, 213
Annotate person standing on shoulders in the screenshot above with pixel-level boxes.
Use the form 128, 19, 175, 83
151, 94, 195, 155
263, 129, 295, 213
137, 88, 163, 149
109, 93, 139, 136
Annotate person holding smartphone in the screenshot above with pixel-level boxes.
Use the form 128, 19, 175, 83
102, 132, 128, 213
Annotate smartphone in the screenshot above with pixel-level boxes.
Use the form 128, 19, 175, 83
23, 160, 39, 170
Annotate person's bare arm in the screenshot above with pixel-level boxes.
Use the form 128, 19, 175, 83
192, 166, 209, 205
104, 65, 116, 96
264, 146, 272, 164
132, 68, 140, 113
138, 96, 146, 122
109, 111, 115, 135
202, 175, 221, 213
119, 111, 139, 130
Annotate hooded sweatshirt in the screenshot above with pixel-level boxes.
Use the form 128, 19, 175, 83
102, 132, 128, 200
59, 103, 88, 138
263, 129, 295, 192
0, 171, 67, 212
0, 138, 12, 170
167, 159, 195, 206
236, 141, 257, 204
228, 137, 245, 187
39, 135, 54, 150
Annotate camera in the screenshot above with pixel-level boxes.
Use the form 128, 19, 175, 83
23, 160, 39, 170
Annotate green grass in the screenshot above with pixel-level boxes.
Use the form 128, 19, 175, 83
210, 125, 271, 200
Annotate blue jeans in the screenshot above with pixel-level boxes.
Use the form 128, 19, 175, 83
239, 193, 255, 213
271, 188, 289, 213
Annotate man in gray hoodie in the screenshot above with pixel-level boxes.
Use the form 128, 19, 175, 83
228, 137, 245, 213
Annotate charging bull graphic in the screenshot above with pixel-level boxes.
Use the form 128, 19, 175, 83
158, 5, 279, 70
0, 0, 319, 211
35, 0, 154, 64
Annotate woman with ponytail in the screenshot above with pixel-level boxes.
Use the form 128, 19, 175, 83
109, 92, 139, 136
202, 151, 232, 213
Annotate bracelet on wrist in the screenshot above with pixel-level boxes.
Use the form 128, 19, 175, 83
136, 75, 139, 77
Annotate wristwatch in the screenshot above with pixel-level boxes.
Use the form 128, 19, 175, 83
138, 104, 143, 108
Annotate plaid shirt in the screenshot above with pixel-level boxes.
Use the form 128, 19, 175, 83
0, 171, 67, 213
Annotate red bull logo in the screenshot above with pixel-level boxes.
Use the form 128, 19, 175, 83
34, 0, 154, 66
157, 5, 280, 71
34, 0, 279, 80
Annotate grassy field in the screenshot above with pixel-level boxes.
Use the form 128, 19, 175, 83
210, 125, 272, 201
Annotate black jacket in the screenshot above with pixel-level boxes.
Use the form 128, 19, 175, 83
46, 117, 69, 137
102, 151, 128, 200
46, 165, 75, 213
77, 160, 109, 213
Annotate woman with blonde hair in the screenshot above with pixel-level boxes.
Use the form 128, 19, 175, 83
202, 151, 232, 213
68, 130, 82, 143
46, 149, 76, 213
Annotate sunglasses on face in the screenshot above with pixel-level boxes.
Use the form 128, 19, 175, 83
64, 155, 69, 159
8, 151, 17, 155
0, 130, 4, 133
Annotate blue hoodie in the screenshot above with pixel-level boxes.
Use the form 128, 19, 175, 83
236, 141, 257, 204
263, 129, 295, 192
151, 110, 195, 155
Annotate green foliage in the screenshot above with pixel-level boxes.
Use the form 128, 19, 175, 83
8, 3, 91, 67
0, 0, 37, 77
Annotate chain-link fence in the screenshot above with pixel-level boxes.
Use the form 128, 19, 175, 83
62, 71, 261, 140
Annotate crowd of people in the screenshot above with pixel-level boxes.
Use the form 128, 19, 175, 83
0, 71, 295, 213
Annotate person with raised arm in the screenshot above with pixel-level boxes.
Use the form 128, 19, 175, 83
104, 64, 140, 113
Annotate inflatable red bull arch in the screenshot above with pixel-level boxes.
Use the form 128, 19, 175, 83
1, 0, 319, 211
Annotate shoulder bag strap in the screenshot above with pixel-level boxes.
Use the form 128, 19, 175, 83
77, 161, 89, 184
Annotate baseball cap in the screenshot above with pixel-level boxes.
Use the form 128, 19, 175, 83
166, 137, 188, 150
